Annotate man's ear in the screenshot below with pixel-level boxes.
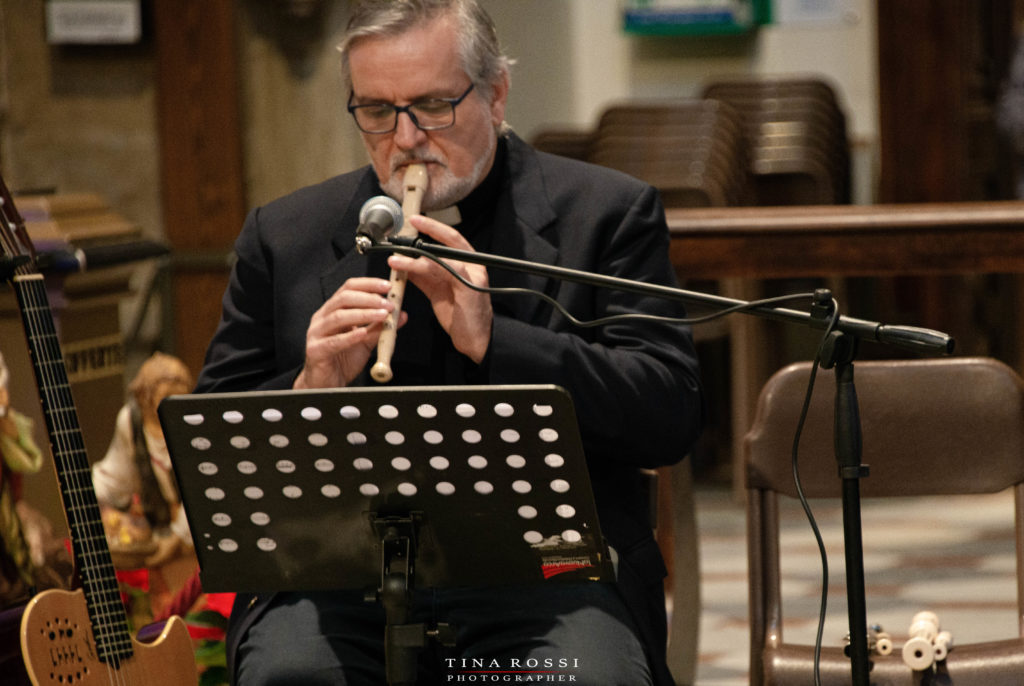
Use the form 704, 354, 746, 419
489, 69, 510, 128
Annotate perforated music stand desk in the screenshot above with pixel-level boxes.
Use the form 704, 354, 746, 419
159, 384, 613, 594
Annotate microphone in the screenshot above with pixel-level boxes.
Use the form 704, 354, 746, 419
357, 195, 403, 243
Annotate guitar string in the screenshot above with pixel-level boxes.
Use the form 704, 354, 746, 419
0, 206, 130, 686
20, 276, 126, 686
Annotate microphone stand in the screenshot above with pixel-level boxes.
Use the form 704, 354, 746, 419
358, 233, 955, 686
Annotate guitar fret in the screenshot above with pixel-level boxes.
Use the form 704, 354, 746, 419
93, 605, 133, 621
65, 483, 102, 494
74, 544, 115, 556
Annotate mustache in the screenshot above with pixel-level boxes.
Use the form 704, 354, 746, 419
390, 152, 445, 175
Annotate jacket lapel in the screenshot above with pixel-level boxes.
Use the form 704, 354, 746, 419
487, 135, 561, 324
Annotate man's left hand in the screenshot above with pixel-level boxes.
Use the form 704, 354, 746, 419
389, 214, 493, 364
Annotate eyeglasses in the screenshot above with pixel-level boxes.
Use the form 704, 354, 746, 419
347, 84, 476, 134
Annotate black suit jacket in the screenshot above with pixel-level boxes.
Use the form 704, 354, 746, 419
196, 133, 703, 685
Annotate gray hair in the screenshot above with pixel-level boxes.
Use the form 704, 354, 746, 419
338, 0, 514, 99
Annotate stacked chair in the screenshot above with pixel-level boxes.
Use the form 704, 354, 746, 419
530, 77, 849, 209
701, 76, 850, 205
586, 99, 751, 208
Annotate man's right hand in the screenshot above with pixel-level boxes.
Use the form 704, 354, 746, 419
293, 277, 405, 389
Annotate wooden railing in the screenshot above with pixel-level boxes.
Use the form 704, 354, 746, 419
667, 201, 1024, 280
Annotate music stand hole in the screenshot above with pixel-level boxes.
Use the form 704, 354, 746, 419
251, 512, 270, 525
544, 454, 565, 468
518, 505, 538, 520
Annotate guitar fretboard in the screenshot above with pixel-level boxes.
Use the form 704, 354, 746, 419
14, 273, 134, 664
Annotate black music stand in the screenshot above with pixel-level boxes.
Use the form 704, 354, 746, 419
159, 384, 613, 685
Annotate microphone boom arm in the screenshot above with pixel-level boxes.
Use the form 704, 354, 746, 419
357, 234, 954, 357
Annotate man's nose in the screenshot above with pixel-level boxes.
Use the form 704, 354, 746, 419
393, 110, 427, 148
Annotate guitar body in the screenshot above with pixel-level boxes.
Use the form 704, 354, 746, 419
20, 588, 197, 685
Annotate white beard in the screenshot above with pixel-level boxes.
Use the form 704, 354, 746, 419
380, 134, 497, 212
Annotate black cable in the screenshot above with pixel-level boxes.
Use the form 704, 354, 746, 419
789, 297, 841, 686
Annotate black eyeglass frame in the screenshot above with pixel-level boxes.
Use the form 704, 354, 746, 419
347, 83, 476, 134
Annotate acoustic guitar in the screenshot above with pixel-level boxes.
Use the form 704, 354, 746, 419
0, 177, 198, 685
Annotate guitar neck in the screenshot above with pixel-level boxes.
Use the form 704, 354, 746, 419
12, 272, 134, 663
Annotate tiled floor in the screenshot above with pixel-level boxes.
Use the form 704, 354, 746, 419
691, 485, 1019, 685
